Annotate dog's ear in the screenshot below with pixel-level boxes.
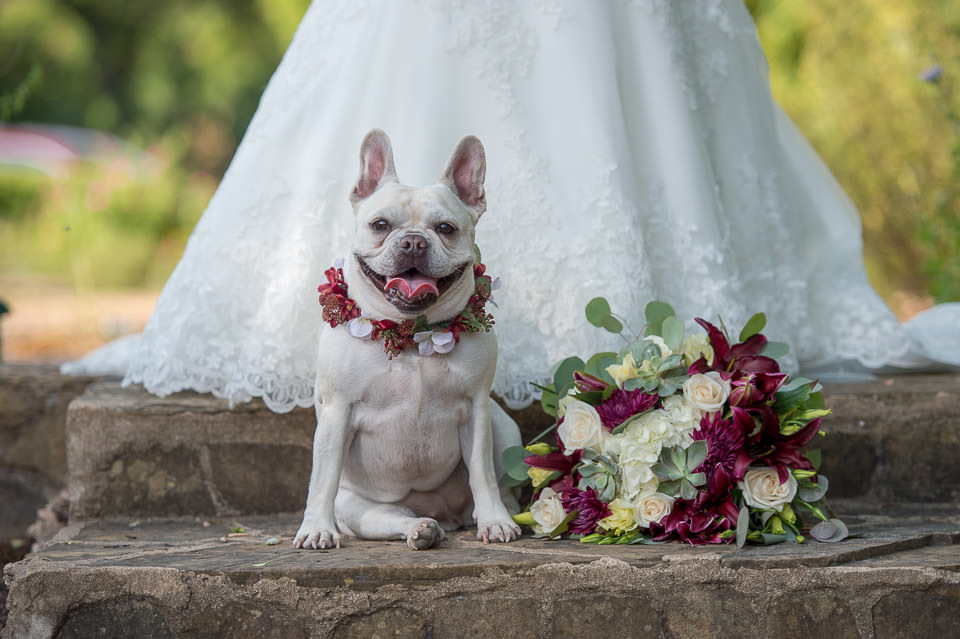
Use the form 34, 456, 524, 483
440, 135, 486, 218
350, 129, 398, 206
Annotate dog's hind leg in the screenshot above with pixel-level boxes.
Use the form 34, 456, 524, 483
336, 487, 445, 550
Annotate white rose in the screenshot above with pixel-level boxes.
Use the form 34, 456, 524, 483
739, 468, 798, 512
682, 371, 731, 413
530, 487, 567, 534
558, 399, 606, 454
634, 491, 675, 528
681, 332, 714, 367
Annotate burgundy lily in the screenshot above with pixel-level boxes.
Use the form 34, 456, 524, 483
690, 318, 781, 375
729, 372, 788, 407
733, 410, 822, 483
650, 463, 738, 545
574, 371, 611, 393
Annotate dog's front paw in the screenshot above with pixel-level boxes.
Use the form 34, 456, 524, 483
406, 518, 445, 551
293, 519, 342, 550
476, 519, 521, 544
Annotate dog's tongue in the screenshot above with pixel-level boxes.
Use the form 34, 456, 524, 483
385, 272, 439, 299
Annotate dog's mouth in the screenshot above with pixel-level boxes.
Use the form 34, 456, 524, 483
357, 256, 469, 313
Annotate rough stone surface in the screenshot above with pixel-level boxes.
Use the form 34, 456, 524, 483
552, 595, 659, 638
0, 364, 100, 538
872, 585, 960, 639
61, 374, 960, 521
66, 382, 315, 519
820, 374, 960, 502
3, 510, 960, 639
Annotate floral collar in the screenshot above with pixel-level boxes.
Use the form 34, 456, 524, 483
318, 250, 497, 358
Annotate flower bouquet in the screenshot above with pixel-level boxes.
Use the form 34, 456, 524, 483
502, 299, 847, 546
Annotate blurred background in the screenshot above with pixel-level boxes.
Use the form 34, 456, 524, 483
0, 0, 957, 362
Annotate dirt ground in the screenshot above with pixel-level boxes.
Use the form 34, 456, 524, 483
0, 282, 157, 363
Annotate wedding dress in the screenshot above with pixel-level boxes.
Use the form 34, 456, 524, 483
63, 0, 959, 413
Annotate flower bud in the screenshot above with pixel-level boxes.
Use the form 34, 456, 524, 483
525, 442, 553, 456
780, 503, 796, 524
769, 515, 785, 535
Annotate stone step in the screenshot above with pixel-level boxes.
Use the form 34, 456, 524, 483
3, 503, 960, 638
0, 364, 101, 539
64, 375, 960, 519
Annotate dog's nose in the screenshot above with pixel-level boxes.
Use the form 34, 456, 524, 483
398, 234, 428, 257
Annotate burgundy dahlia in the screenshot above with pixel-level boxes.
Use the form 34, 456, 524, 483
596, 389, 659, 430
561, 486, 611, 535
692, 411, 744, 475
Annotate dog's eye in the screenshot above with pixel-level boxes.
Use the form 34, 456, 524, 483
370, 219, 391, 232
436, 223, 456, 236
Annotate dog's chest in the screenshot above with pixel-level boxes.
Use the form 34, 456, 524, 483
349, 353, 474, 484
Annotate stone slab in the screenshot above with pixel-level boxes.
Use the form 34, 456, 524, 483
0, 364, 100, 538
65, 375, 960, 519
66, 382, 316, 520
819, 374, 960, 502
4, 506, 960, 638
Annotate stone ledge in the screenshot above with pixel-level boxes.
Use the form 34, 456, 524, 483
4, 505, 960, 639
819, 374, 960, 502
63, 375, 960, 519
0, 364, 102, 538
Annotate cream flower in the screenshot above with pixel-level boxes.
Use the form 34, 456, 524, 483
681, 332, 714, 367
739, 468, 798, 512
659, 395, 703, 447
530, 487, 567, 534
634, 491, 675, 528
558, 399, 606, 454
617, 411, 674, 498
527, 466, 554, 488
606, 353, 640, 388
682, 371, 731, 413
597, 497, 638, 535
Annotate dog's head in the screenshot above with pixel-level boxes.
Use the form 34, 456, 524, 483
344, 129, 487, 323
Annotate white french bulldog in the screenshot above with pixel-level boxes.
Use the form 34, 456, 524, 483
293, 129, 522, 550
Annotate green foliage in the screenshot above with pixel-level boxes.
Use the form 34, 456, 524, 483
749, 0, 960, 305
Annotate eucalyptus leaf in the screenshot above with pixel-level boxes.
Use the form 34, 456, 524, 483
806, 449, 822, 471
808, 521, 837, 541
502, 446, 532, 481
499, 472, 528, 488
553, 356, 586, 397
798, 475, 829, 502
735, 506, 750, 548
645, 301, 676, 336
539, 383, 558, 418
602, 315, 624, 335
760, 341, 790, 359
585, 297, 613, 327
810, 519, 848, 543
662, 316, 685, 351
739, 313, 767, 342
584, 352, 618, 383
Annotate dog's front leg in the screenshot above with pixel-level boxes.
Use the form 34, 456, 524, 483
461, 395, 521, 544
294, 399, 350, 549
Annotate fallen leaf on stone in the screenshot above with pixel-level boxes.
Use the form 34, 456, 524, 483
265, 537, 281, 546
251, 561, 271, 567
